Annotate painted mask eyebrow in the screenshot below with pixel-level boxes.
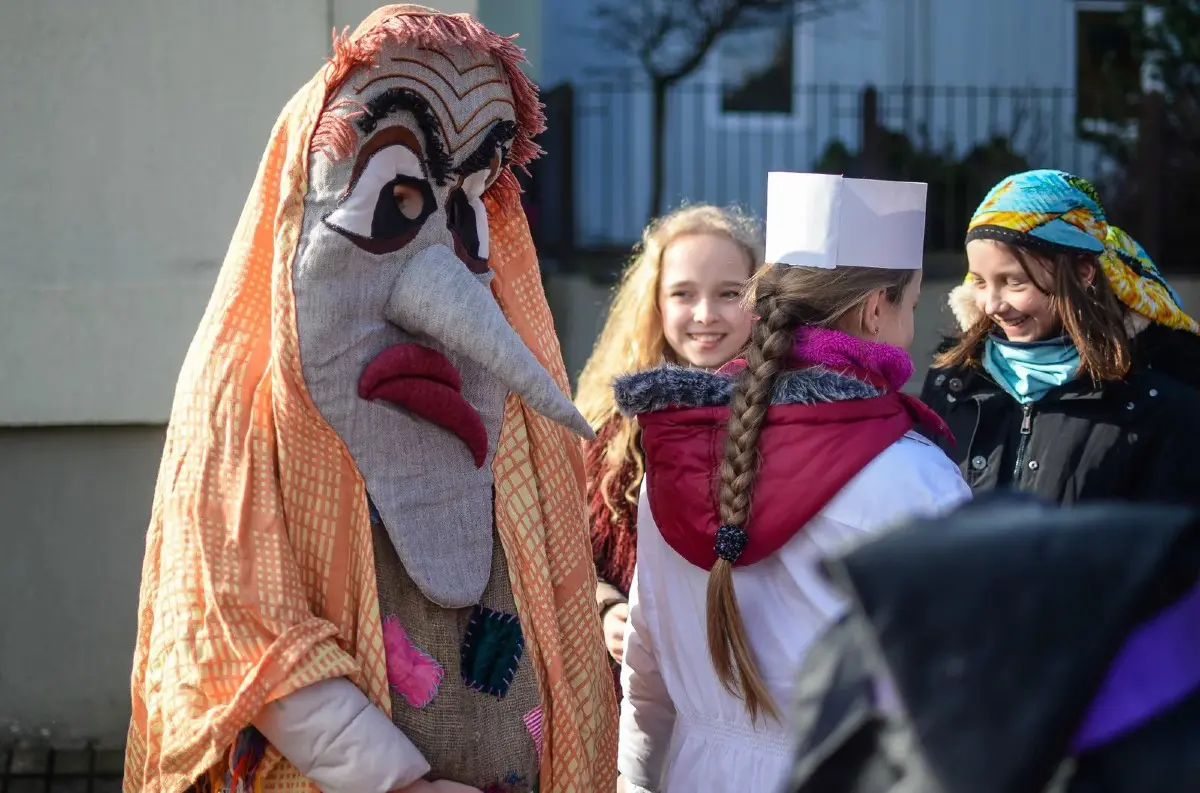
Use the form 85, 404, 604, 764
455, 120, 516, 179
356, 86, 453, 184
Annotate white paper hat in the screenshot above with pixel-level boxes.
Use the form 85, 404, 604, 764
764, 172, 928, 270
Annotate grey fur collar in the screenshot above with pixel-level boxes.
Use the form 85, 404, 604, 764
613, 365, 882, 417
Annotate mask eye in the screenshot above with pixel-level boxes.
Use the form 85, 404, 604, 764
446, 166, 492, 269
446, 186, 490, 269
325, 143, 436, 255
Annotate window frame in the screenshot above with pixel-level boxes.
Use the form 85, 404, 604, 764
706, 7, 814, 131
1069, 0, 1143, 133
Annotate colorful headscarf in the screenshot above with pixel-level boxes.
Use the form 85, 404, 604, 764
959, 169, 1198, 334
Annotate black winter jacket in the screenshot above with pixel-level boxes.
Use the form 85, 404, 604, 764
919, 340, 1200, 507
1136, 322, 1200, 389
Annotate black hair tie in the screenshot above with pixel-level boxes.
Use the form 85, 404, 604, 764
715, 524, 749, 563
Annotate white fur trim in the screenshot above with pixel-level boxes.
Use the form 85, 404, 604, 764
948, 283, 983, 331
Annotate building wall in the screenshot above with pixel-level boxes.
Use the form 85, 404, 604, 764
0, 1, 330, 426
477, 0, 543, 81
558, 0, 1112, 246
0, 427, 164, 747
0, 0, 526, 427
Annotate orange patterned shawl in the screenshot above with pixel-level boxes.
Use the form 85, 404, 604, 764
123, 10, 617, 793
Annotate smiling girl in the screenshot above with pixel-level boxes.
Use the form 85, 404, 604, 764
920, 169, 1200, 505
613, 174, 969, 793
575, 204, 761, 676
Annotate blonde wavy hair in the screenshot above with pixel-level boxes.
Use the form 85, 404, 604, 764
575, 204, 764, 516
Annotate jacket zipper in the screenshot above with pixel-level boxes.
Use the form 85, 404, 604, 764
1012, 403, 1034, 481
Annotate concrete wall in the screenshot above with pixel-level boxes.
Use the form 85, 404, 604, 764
477, 0, 542, 81
0, 0, 515, 427
0, 1, 330, 426
0, 426, 164, 747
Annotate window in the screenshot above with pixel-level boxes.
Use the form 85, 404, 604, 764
719, 5, 795, 115
1075, 3, 1140, 122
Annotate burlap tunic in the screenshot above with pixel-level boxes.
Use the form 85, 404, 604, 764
373, 521, 542, 791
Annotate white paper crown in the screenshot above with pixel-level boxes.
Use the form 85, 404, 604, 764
764, 172, 928, 270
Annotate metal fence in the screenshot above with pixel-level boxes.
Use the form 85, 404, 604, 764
532, 81, 1124, 262
1, 746, 123, 793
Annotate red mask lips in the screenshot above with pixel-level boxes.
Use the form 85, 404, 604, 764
358, 343, 489, 468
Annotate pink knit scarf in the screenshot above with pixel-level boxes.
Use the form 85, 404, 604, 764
791, 327, 915, 391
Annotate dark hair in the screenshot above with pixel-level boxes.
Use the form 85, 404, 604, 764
936, 242, 1131, 381
708, 262, 917, 722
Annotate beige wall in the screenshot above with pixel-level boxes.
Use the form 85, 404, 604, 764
0, 426, 164, 747
0, 2, 325, 425
0, 0, 516, 427
333, 0, 479, 31
477, 0, 543, 81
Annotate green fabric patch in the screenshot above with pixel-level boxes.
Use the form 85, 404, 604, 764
461, 605, 524, 697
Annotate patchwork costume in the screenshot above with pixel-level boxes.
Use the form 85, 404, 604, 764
124, 7, 616, 793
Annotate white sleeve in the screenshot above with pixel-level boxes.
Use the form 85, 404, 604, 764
616, 487, 676, 792
900, 432, 973, 518
252, 677, 430, 793
928, 452, 973, 515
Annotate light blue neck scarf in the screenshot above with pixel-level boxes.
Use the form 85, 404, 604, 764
982, 335, 1080, 404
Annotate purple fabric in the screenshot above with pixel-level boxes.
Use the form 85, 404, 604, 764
1071, 581, 1200, 753
792, 327, 915, 393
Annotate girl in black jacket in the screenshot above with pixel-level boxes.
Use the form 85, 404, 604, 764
920, 169, 1200, 506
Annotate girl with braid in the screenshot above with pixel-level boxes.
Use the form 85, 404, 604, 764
611, 174, 970, 793
575, 205, 762, 676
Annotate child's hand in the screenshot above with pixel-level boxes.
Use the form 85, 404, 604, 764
603, 602, 629, 663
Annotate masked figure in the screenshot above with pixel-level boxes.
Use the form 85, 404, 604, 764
123, 7, 617, 793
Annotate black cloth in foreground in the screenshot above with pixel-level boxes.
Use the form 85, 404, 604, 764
786, 492, 1200, 793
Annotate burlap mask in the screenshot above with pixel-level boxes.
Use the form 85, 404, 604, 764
296, 9, 591, 608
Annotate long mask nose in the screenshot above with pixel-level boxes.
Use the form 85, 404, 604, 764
385, 245, 594, 440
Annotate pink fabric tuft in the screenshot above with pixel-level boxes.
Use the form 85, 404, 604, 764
310, 98, 367, 162
792, 327, 915, 392
382, 616, 444, 709
523, 705, 544, 762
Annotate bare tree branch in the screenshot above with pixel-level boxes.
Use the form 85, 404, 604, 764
589, 0, 860, 218
593, 0, 860, 85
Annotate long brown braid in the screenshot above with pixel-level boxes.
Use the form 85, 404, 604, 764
707, 262, 917, 722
